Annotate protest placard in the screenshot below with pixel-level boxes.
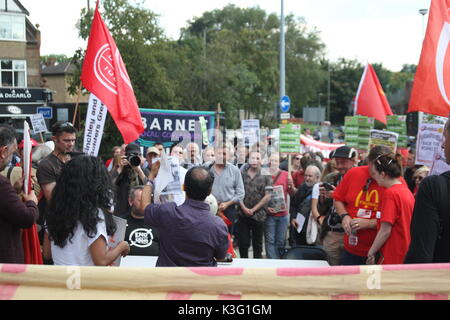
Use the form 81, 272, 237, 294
30, 113, 47, 134
368, 129, 399, 152
279, 123, 301, 153
416, 123, 445, 166
242, 119, 260, 147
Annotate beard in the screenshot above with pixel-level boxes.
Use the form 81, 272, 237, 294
305, 180, 316, 188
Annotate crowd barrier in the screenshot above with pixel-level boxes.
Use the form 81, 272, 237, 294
1, 263, 450, 300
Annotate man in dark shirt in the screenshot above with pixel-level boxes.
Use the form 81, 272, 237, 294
36, 121, 77, 202
141, 165, 229, 267
123, 186, 159, 256
0, 124, 39, 263
405, 118, 450, 263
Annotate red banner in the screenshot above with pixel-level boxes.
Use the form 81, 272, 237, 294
408, 0, 450, 117
81, 1, 144, 144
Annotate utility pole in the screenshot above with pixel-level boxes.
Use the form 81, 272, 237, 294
279, 0, 286, 121
327, 63, 331, 121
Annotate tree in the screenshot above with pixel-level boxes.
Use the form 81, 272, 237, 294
71, 0, 176, 158
180, 5, 327, 128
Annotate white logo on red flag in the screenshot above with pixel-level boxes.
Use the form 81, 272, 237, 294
94, 44, 133, 96
436, 22, 450, 105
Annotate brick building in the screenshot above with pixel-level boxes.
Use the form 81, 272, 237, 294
0, 0, 52, 133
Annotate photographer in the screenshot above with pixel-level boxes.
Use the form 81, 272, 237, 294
314, 146, 358, 265
111, 143, 148, 218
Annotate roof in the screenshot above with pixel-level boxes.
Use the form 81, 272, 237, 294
41, 61, 77, 76
1, 0, 30, 15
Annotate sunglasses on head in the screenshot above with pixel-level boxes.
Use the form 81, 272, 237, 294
375, 154, 393, 167
59, 122, 74, 128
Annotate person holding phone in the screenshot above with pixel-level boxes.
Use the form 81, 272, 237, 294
366, 152, 415, 265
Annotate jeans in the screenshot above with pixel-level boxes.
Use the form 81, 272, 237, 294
238, 217, 264, 258
341, 249, 367, 265
264, 215, 289, 259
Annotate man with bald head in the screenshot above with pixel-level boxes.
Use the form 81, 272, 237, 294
289, 165, 322, 246
141, 165, 229, 267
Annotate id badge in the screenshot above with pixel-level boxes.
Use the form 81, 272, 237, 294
357, 208, 372, 219
376, 211, 381, 219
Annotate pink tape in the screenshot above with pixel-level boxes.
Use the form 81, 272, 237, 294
415, 293, 448, 300
0, 284, 20, 300
166, 292, 193, 300
277, 266, 360, 277
0, 264, 27, 274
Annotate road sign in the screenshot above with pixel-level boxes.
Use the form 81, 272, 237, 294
280, 113, 290, 120
280, 96, 291, 113
37, 107, 53, 119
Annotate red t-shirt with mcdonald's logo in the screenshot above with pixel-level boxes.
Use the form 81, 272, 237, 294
333, 166, 385, 257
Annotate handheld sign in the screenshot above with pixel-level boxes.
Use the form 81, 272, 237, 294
30, 113, 47, 134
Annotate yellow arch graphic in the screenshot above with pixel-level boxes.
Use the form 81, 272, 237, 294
355, 190, 380, 209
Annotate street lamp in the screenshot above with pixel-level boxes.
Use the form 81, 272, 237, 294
419, 9, 428, 40
418, 8, 429, 128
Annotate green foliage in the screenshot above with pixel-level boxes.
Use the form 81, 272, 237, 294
40, 54, 71, 64
66, 0, 416, 156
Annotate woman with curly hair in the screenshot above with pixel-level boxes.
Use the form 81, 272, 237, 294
46, 156, 130, 266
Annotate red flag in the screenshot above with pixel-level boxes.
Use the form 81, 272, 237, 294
81, 1, 144, 144
408, 0, 450, 117
354, 64, 393, 124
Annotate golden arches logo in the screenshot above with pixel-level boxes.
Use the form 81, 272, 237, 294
355, 190, 380, 209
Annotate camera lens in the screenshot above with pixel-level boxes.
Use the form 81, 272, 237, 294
127, 154, 141, 167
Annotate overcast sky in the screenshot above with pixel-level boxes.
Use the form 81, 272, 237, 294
19, 0, 431, 72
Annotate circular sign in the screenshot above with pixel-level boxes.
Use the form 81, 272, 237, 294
280, 96, 291, 113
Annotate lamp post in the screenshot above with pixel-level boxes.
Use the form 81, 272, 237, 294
419, 8, 428, 40
418, 8, 429, 128
280, 0, 285, 100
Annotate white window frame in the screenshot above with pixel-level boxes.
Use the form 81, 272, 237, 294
1, 59, 27, 88
0, 12, 26, 42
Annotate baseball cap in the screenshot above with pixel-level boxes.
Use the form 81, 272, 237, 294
330, 146, 357, 159
146, 146, 160, 156
125, 143, 141, 155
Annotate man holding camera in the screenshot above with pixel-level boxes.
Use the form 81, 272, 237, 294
317, 146, 358, 265
111, 143, 149, 217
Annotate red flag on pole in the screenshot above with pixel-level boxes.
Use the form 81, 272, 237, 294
408, 0, 450, 117
81, 1, 144, 144
354, 64, 393, 124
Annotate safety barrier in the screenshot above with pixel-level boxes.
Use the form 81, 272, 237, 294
1, 263, 450, 300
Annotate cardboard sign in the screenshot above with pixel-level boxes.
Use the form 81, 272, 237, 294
30, 113, 47, 134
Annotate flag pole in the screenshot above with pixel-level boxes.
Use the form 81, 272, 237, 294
72, 85, 82, 125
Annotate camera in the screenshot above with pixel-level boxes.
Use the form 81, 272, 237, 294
126, 153, 141, 167
321, 182, 334, 191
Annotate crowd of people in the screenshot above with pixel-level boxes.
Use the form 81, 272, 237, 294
1, 119, 450, 268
